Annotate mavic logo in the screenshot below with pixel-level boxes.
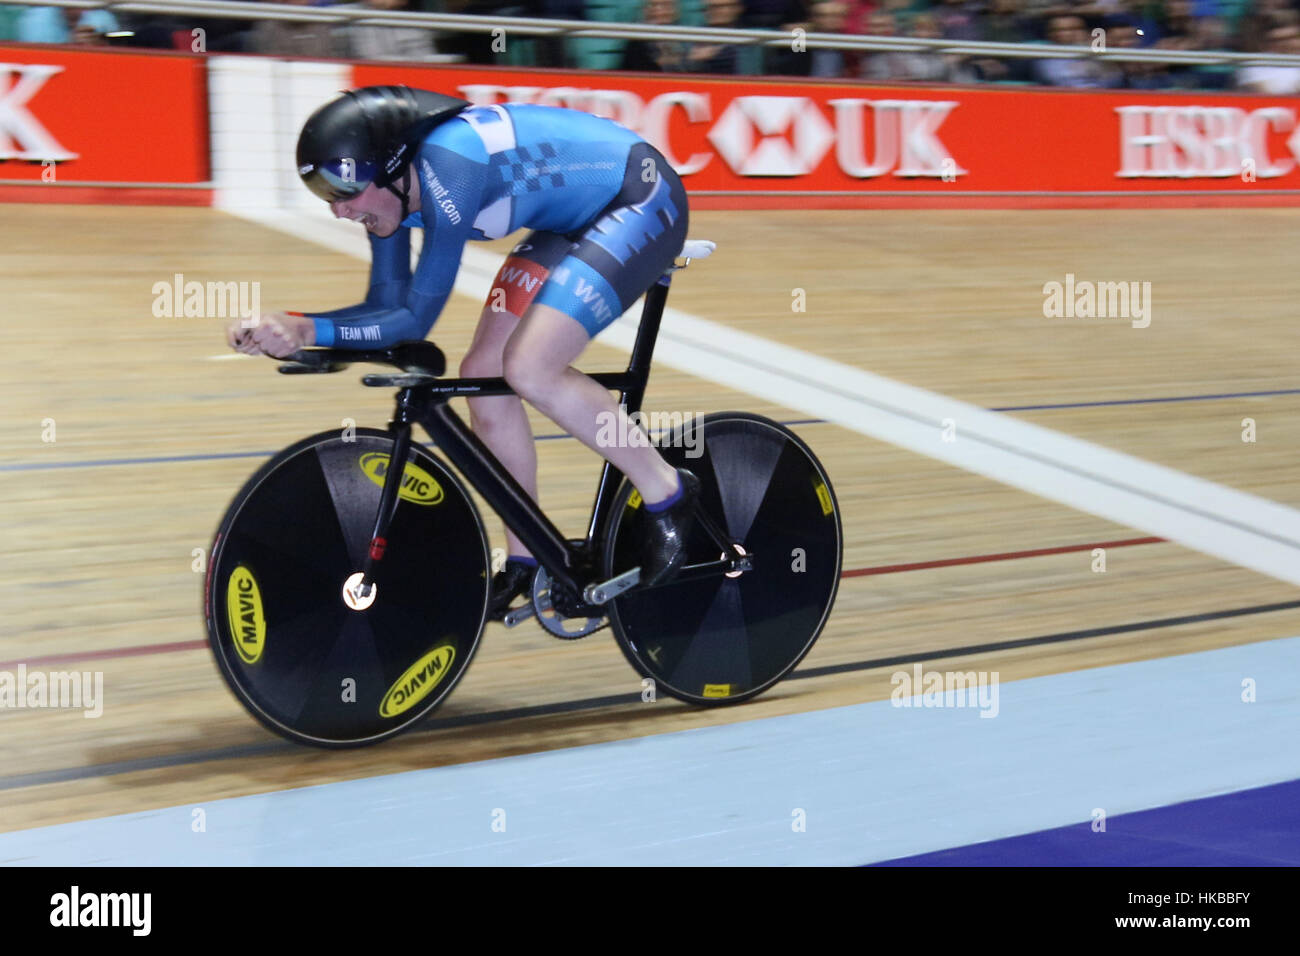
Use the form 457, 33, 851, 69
0, 63, 78, 161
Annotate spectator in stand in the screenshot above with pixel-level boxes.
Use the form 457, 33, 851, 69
344, 0, 439, 60
1106, 17, 1174, 86
621, 0, 689, 71
435, 0, 516, 63
249, 0, 347, 57
809, 0, 854, 77
1017, 0, 1072, 42
934, 0, 980, 41
14, 5, 121, 44
1238, 0, 1299, 52
907, 11, 980, 80
863, 9, 977, 81
1191, 12, 1232, 51
1146, 1, 1212, 88
162, 3, 258, 54
1158, 0, 1198, 42
859, 8, 904, 79
534, 0, 585, 67
767, 0, 853, 76
742, 0, 809, 30
1033, 14, 1123, 86
842, 0, 876, 37
687, 0, 744, 73
970, 0, 1034, 82
761, 0, 807, 73
1238, 22, 1300, 92
980, 0, 1032, 43
1188, 14, 1235, 87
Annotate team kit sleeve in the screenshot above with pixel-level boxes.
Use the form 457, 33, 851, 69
301, 140, 489, 349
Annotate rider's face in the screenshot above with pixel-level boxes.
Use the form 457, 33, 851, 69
331, 182, 403, 237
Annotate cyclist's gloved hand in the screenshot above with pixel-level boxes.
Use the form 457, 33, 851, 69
226, 311, 316, 358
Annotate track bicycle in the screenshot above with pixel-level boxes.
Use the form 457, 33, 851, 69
205, 240, 843, 747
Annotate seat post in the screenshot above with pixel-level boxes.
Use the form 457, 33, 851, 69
580, 272, 672, 548
620, 273, 672, 413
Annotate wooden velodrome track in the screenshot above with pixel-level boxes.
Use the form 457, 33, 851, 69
3, 203, 1299, 834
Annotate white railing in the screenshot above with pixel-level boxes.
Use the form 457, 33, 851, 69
7, 0, 1300, 67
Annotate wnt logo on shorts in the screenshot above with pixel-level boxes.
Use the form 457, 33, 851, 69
491, 259, 549, 315
498, 263, 545, 294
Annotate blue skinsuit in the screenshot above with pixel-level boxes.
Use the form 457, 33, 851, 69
305, 103, 688, 348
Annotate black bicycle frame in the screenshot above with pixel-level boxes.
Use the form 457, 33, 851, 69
377, 273, 675, 596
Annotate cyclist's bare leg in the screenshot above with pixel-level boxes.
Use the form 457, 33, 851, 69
461, 306, 536, 559
502, 303, 680, 505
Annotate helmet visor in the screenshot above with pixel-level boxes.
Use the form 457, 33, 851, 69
298, 157, 377, 203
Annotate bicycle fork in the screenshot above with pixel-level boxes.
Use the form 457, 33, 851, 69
347, 419, 415, 607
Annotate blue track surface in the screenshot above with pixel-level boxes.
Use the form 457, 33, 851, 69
1, 637, 1296, 865
874, 777, 1300, 866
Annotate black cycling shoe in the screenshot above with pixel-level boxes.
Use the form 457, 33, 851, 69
488, 559, 535, 621
639, 469, 701, 588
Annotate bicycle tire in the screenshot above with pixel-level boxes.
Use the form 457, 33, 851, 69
204, 427, 490, 748
601, 412, 842, 705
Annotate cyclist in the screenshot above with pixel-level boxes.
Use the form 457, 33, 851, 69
226, 85, 698, 618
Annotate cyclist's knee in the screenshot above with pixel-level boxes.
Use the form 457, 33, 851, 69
459, 346, 502, 379
502, 348, 556, 404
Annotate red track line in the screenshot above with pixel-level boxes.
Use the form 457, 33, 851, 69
0, 639, 209, 671
842, 536, 1165, 577
1, 537, 1166, 670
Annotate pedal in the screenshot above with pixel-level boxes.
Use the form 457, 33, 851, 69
502, 604, 535, 628
583, 567, 641, 606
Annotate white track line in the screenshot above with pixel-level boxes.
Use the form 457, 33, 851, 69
222, 206, 1300, 587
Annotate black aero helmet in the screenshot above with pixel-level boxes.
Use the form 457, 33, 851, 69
296, 85, 470, 204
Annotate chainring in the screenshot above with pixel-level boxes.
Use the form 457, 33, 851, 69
531, 564, 607, 639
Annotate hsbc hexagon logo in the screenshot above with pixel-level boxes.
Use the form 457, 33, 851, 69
707, 96, 835, 177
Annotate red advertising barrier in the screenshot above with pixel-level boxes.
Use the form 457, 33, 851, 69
3, 45, 1297, 209
0, 43, 209, 205
356, 62, 1300, 209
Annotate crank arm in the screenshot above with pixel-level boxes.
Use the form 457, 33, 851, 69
503, 604, 536, 628
584, 567, 641, 605
652, 556, 751, 586
587, 552, 755, 602
694, 507, 740, 558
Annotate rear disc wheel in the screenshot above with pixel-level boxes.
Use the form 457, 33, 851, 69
602, 412, 842, 705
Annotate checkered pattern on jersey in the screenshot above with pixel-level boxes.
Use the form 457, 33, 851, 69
489, 142, 565, 192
